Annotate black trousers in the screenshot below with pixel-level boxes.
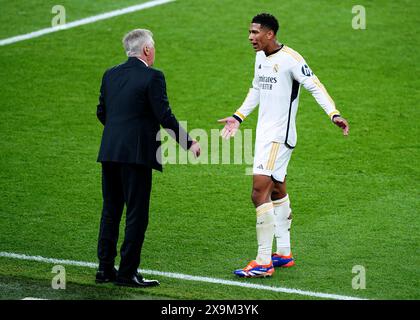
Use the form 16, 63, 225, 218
97, 162, 152, 278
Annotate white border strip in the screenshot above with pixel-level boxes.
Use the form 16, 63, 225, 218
0, 251, 367, 300
0, 0, 175, 46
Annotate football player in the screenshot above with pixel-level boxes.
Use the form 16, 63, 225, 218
219, 13, 349, 278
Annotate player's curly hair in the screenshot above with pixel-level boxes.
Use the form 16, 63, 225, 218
252, 13, 279, 35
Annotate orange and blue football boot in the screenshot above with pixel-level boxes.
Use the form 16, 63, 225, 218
234, 260, 274, 278
271, 253, 295, 268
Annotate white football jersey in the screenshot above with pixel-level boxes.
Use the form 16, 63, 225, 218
234, 45, 340, 148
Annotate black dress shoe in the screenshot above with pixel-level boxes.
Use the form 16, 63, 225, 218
95, 267, 118, 283
115, 273, 160, 288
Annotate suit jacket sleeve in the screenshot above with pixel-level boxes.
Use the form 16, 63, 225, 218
148, 70, 192, 150
96, 71, 107, 125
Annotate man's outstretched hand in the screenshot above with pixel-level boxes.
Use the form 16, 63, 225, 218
189, 140, 201, 158
218, 116, 240, 139
333, 116, 349, 136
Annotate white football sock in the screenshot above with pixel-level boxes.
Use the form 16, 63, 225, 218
273, 194, 292, 256
255, 202, 275, 265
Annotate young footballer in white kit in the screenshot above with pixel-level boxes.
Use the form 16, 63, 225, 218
219, 13, 349, 278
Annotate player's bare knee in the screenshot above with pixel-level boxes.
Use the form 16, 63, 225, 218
271, 185, 287, 200
271, 189, 282, 201
251, 191, 259, 206
251, 188, 269, 207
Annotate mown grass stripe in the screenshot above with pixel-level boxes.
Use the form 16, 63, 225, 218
0, 251, 368, 300
0, 0, 175, 46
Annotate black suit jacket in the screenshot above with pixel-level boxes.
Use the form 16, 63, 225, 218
97, 57, 192, 171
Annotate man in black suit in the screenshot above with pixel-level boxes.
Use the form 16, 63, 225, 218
95, 29, 201, 287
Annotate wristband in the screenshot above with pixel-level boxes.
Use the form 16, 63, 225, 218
332, 114, 341, 121
232, 114, 243, 123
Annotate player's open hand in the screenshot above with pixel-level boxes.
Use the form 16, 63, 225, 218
333, 116, 349, 136
189, 140, 201, 158
218, 116, 240, 139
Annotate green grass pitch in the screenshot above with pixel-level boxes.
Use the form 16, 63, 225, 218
0, 0, 419, 300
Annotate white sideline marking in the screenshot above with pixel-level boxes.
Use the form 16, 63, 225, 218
22, 297, 48, 300
0, 0, 175, 46
0, 251, 367, 300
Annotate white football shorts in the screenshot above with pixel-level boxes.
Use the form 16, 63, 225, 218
253, 141, 293, 182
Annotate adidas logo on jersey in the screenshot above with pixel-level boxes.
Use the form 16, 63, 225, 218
257, 164, 264, 169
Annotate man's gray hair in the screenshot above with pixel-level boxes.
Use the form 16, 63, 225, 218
122, 29, 154, 57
